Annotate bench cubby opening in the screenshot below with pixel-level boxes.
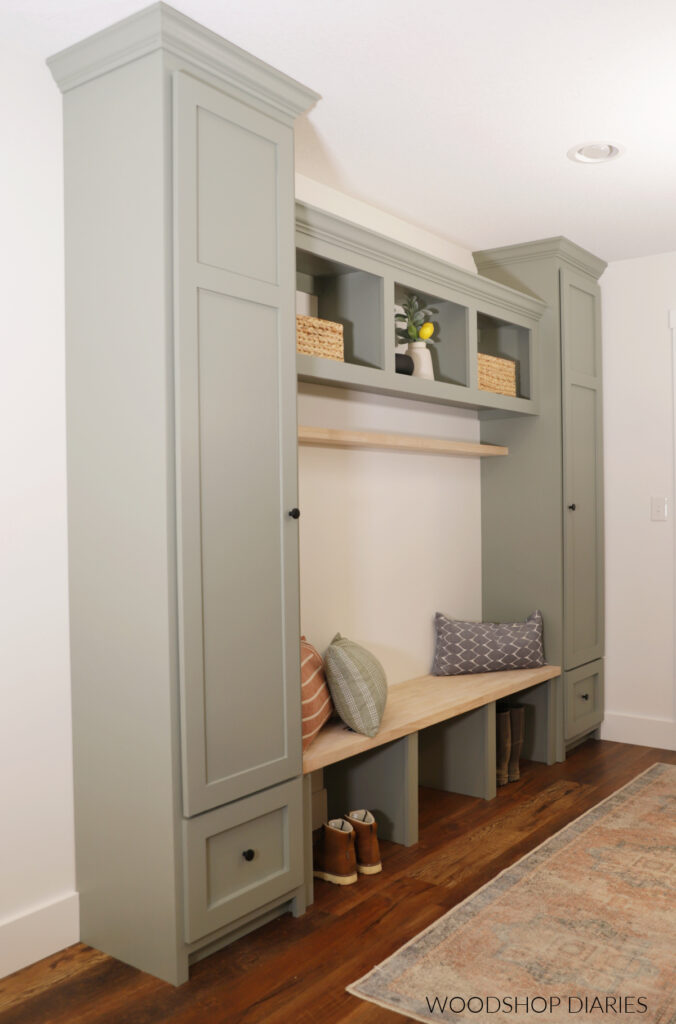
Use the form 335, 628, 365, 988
303, 668, 562, 906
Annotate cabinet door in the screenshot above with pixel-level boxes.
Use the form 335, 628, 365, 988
173, 72, 301, 816
560, 268, 604, 670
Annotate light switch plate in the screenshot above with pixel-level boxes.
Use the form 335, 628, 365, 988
650, 496, 668, 521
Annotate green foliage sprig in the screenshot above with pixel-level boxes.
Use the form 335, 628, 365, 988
395, 294, 437, 344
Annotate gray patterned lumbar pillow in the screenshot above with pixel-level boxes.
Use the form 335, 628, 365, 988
433, 610, 545, 675
324, 634, 388, 737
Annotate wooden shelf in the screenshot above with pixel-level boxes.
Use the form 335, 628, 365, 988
303, 665, 561, 774
297, 353, 538, 416
298, 426, 508, 457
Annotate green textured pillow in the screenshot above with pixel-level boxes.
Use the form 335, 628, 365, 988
324, 633, 388, 738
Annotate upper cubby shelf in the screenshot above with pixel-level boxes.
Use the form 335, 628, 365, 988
295, 202, 546, 416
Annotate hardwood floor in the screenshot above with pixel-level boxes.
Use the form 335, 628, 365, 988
1, 740, 673, 1024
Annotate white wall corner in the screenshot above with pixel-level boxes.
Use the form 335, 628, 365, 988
0, 31, 77, 986
602, 259, 676, 752
0, 893, 79, 980
600, 712, 676, 751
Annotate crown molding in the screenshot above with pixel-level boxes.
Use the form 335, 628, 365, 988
296, 202, 546, 323
47, 2, 319, 123
474, 237, 607, 281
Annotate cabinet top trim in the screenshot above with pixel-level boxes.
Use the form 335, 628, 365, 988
296, 203, 546, 324
48, 2, 320, 122
474, 237, 607, 281
298, 426, 508, 457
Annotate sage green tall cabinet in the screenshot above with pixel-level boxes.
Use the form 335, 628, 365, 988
475, 240, 606, 753
49, 4, 318, 985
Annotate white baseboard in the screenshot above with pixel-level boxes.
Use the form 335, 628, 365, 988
0, 892, 79, 979
600, 712, 676, 751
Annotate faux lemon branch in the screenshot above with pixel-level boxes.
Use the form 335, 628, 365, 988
395, 294, 437, 344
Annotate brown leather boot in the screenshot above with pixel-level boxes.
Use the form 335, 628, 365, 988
345, 810, 382, 874
313, 819, 358, 885
508, 705, 525, 782
496, 709, 511, 786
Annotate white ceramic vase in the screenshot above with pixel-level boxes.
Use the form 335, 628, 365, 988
407, 340, 434, 380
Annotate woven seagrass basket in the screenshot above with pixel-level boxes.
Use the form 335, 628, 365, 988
477, 352, 517, 397
296, 314, 344, 362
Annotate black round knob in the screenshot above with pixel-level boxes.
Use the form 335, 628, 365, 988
580, 693, 590, 701
289, 508, 301, 519
568, 504, 576, 511
242, 849, 255, 862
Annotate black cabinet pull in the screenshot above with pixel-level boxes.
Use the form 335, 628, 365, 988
580, 693, 590, 701
289, 508, 301, 519
568, 503, 576, 511
242, 849, 255, 861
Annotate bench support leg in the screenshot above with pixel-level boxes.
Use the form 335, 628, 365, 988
419, 702, 496, 800
519, 676, 565, 765
323, 733, 419, 847
302, 774, 315, 907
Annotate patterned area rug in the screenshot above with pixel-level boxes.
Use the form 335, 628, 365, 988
348, 763, 676, 1023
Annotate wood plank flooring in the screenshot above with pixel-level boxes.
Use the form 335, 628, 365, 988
1, 740, 673, 1024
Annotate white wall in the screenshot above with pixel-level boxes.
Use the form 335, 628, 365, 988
601, 253, 676, 750
0, 37, 78, 976
298, 387, 482, 681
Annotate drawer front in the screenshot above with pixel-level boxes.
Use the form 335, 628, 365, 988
564, 660, 604, 740
183, 778, 303, 942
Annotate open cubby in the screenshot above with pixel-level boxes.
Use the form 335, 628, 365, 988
296, 249, 383, 369
477, 311, 532, 400
295, 203, 545, 414
395, 282, 469, 387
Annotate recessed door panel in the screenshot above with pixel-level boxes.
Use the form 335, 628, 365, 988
561, 268, 604, 669
566, 283, 597, 377
174, 72, 301, 816
198, 290, 287, 785
565, 383, 602, 661
197, 106, 277, 284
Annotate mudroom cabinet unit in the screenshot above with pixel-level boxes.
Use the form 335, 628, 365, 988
475, 240, 606, 750
49, 2, 607, 990
48, 4, 318, 985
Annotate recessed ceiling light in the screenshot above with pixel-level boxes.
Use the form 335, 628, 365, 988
567, 142, 624, 164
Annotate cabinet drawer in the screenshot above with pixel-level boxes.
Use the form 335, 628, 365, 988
564, 660, 604, 740
183, 778, 303, 943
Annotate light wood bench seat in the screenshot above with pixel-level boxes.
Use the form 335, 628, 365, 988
303, 665, 562, 775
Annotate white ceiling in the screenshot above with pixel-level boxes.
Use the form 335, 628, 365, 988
6, 0, 676, 263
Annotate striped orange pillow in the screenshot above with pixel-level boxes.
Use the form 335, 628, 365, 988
301, 636, 333, 751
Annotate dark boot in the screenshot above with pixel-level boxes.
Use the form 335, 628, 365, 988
508, 706, 525, 782
313, 819, 358, 885
496, 710, 511, 786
